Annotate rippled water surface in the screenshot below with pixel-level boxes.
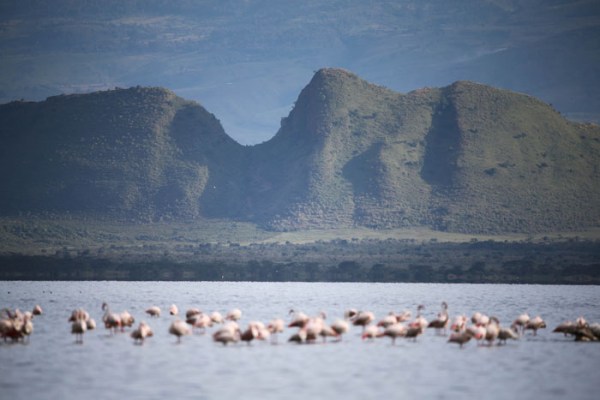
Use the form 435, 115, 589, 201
1, 282, 599, 400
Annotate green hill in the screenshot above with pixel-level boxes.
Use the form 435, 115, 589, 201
1, 69, 599, 234
0, 86, 245, 220
248, 69, 600, 233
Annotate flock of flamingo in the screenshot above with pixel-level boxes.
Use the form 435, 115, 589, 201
2, 301, 599, 347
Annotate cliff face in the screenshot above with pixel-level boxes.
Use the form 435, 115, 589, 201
1, 69, 599, 233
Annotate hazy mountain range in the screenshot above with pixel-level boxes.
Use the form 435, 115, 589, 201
1, 68, 599, 234
1, 0, 599, 144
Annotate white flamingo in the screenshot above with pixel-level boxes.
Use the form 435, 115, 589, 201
331, 319, 350, 341
352, 311, 375, 332
169, 319, 191, 343
213, 322, 241, 345
145, 306, 161, 317
101, 303, 121, 334
71, 319, 87, 344
131, 321, 153, 344
226, 308, 242, 321
378, 323, 407, 345
267, 318, 285, 343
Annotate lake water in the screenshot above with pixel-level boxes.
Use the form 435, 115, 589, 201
1, 282, 599, 400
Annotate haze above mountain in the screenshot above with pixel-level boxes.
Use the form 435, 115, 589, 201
1, 69, 599, 234
1, 0, 599, 144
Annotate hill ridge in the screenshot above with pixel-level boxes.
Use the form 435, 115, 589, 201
1, 69, 599, 234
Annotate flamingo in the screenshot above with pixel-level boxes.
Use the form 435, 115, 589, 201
187, 312, 212, 333
331, 319, 350, 341
21, 314, 33, 342
553, 320, 576, 336
524, 316, 546, 335
4, 312, 34, 343
169, 319, 191, 343
588, 323, 600, 339
553, 318, 589, 337
394, 310, 411, 323
131, 321, 153, 344
511, 313, 530, 334
319, 324, 340, 343
240, 324, 260, 345
450, 315, 468, 332
86, 318, 96, 330
169, 304, 179, 316
409, 305, 427, 330
484, 317, 500, 346
361, 325, 380, 340
120, 310, 135, 330
267, 318, 285, 343
251, 321, 271, 342
69, 308, 90, 323
352, 311, 375, 332
467, 325, 487, 345
427, 301, 449, 335
287, 312, 325, 344
304, 314, 326, 342
377, 313, 399, 328
226, 308, 242, 321
448, 329, 479, 348
145, 306, 161, 318
213, 322, 241, 345
379, 323, 407, 345
405, 325, 424, 342
556, 321, 599, 342
288, 328, 308, 344
71, 318, 87, 344
288, 310, 309, 328
186, 308, 202, 319
69, 308, 95, 333
101, 303, 121, 334
574, 327, 597, 341
3, 317, 23, 342
69, 307, 93, 344
472, 312, 490, 326
575, 316, 588, 328
32, 305, 43, 316
478, 314, 490, 327
498, 326, 519, 344
0, 318, 13, 341
210, 311, 224, 324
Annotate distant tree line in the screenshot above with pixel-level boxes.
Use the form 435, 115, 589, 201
1, 239, 599, 284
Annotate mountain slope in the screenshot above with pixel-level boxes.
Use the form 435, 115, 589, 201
246, 69, 600, 233
1, 68, 599, 234
0, 87, 245, 220
246, 69, 433, 229
423, 81, 600, 232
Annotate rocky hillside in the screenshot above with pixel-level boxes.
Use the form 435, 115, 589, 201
1, 69, 599, 233
0, 87, 245, 221
248, 69, 600, 233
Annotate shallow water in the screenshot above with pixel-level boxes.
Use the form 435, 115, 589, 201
1, 282, 599, 400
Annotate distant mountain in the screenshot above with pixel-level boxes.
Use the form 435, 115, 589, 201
1, 69, 599, 233
0, 87, 245, 220
1, 0, 598, 144
246, 69, 600, 233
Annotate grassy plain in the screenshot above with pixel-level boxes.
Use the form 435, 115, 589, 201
1, 217, 599, 284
